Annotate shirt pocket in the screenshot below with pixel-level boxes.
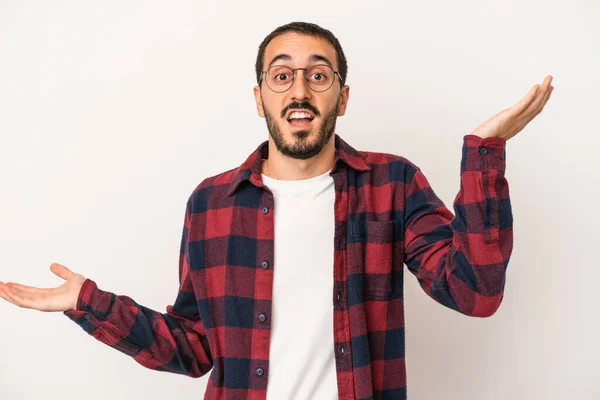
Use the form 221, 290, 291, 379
348, 220, 396, 301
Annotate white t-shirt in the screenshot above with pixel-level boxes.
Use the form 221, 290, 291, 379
261, 168, 338, 400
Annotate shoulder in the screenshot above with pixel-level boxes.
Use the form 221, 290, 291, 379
358, 150, 421, 183
185, 167, 239, 213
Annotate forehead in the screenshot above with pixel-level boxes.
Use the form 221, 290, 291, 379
264, 32, 337, 68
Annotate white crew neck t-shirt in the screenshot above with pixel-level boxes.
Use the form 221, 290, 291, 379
260, 168, 338, 400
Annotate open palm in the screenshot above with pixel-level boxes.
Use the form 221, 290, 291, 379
0, 263, 86, 312
471, 75, 554, 140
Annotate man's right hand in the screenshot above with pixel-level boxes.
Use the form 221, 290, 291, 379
0, 263, 86, 312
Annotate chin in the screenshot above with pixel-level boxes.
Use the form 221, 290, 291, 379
287, 126, 316, 139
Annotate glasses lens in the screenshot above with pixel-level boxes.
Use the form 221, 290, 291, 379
307, 65, 334, 92
264, 65, 336, 92
266, 66, 294, 92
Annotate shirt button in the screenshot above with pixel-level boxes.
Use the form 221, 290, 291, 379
479, 147, 488, 156
336, 292, 341, 302
256, 367, 264, 376
261, 206, 269, 215
340, 346, 345, 355
258, 313, 267, 322
84, 314, 91, 321
261, 261, 269, 270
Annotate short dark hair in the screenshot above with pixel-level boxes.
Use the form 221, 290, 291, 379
255, 21, 348, 87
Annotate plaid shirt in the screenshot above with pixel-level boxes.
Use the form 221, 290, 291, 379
64, 133, 512, 399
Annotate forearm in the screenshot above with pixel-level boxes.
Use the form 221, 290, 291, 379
405, 134, 513, 317
63, 278, 213, 377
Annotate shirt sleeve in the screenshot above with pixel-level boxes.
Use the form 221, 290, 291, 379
403, 134, 513, 317
63, 197, 213, 376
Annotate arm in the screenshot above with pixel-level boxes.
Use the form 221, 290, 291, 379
403, 134, 513, 317
63, 198, 213, 376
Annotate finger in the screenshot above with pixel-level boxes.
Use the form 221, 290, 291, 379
523, 76, 553, 117
50, 263, 73, 281
0, 285, 32, 308
510, 84, 540, 117
5, 281, 50, 295
541, 85, 554, 108
533, 76, 553, 108
10, 287, 46, 310
532, 85, 553, 117
0, 287, 21, 307
0, 281, 12, 293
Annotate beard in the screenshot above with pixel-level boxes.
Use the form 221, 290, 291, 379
263, 97, 340, 160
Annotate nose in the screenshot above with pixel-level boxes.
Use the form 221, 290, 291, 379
289, 69, 312, 101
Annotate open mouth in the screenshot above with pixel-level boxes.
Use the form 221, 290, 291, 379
287, 118, 314, 128
286, 111, 315, 128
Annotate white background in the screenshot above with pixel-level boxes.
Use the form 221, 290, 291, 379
1, 1, 598, 399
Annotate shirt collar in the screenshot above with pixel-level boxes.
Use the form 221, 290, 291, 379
227, 133, 370, 196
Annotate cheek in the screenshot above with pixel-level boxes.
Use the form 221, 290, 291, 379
263, 100, 283, 119
321, 101, 338, 118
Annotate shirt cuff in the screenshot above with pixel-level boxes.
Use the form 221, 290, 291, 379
462, 134, 507, 172
63, 278, 112, 324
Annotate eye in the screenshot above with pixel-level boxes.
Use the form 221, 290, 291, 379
276, 73, 291, 82
307, 66, 331, 84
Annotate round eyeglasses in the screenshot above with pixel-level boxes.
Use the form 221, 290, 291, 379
259, 64, 345, 93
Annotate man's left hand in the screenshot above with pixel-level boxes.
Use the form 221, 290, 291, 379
472, 75, 554, 141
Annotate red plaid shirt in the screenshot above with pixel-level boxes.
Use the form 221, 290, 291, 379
64, 133, 512, 399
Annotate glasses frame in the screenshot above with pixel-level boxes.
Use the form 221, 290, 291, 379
259, 64, 345, 93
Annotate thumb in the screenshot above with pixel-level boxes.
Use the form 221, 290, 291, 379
50, 263, 73, 281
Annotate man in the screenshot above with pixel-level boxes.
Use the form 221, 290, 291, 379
0, 21, 553, 400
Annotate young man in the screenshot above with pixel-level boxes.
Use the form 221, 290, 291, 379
0, 21, 553, 400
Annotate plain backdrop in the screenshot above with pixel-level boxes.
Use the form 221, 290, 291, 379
1, 1, 598, 399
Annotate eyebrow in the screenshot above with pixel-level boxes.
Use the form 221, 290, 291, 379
267, 54, 335, 70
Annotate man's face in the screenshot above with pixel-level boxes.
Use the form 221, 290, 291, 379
253, 32, 349, 160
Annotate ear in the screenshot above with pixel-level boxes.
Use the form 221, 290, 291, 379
253, 86, 265, 117
336, 85, 350, 116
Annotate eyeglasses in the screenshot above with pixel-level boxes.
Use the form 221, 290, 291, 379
259, 64, 345, 93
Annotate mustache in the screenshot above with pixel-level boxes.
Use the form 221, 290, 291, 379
280, 102, 320, 119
